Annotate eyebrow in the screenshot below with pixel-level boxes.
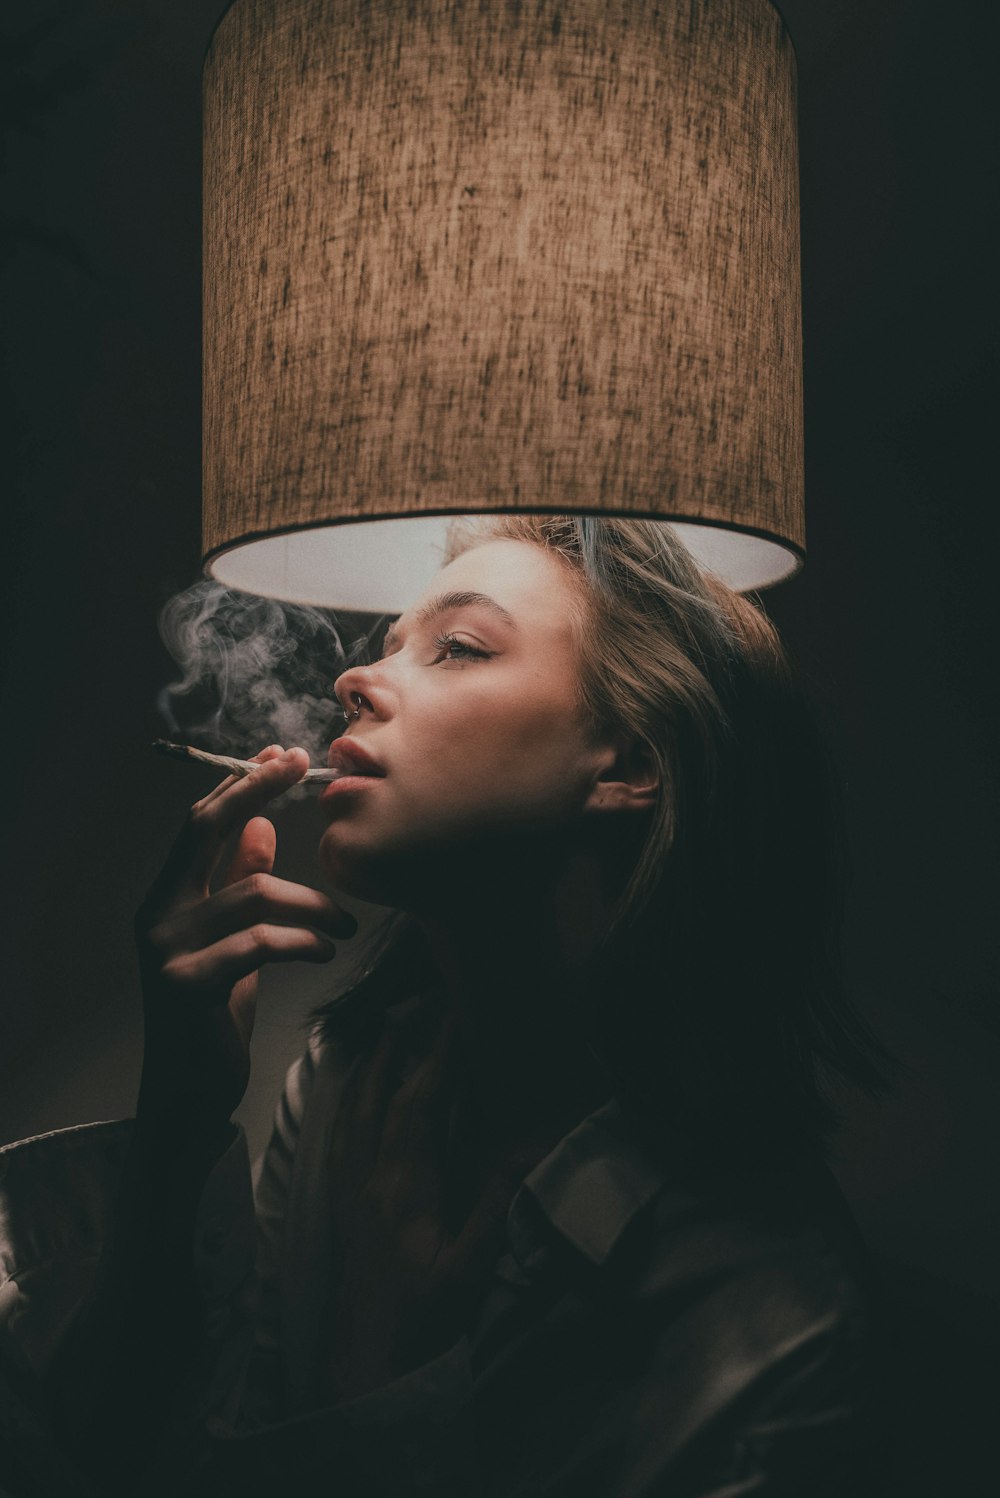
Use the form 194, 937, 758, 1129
381, 590, 518, 654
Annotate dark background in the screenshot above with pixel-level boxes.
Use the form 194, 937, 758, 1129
1, 0, 996, 1487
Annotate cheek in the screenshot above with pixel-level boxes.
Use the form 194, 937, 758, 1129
417, 702, 589, 822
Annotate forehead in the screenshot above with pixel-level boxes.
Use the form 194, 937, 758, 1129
404, 539, 583, 642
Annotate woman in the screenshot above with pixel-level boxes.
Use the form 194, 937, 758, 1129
1, 517, 888, 1495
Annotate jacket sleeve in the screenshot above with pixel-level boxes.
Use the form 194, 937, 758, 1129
623, 1298, 887, 1498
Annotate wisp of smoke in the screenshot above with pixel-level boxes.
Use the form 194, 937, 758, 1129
157, 581, 384, 783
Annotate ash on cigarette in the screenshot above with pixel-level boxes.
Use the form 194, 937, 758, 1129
156, 581, 389, 787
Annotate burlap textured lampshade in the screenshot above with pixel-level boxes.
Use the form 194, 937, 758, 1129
203, 0, 804, 610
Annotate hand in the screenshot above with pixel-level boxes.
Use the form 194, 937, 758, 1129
134, 745, 358, 1131
324, 1009, 517, 1403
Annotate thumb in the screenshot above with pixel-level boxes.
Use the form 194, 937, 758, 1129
224, 815, 277, 887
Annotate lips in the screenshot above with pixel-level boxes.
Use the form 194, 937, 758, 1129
327, 737, 386, 778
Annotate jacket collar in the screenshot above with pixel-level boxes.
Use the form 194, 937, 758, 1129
506, 1096, 671, 1273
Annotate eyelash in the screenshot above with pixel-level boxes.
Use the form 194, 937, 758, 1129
432, 632, 491, 662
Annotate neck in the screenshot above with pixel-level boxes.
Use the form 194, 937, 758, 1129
409, 831, 620, 1168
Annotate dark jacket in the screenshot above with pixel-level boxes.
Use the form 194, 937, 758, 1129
0, 1011, 886, 1496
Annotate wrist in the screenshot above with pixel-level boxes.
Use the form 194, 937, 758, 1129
135, 1083, 237, 1171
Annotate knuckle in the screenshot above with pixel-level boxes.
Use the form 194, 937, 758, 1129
188, 801, 212, 832
241, 874, 277, 919
143, 920, 173, 957
245, 923, 272, 952
160, 954, 194, 989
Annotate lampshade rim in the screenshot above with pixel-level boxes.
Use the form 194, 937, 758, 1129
203, 509, 806, 592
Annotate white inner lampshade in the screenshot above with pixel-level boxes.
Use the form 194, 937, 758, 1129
207, 517, 800, 612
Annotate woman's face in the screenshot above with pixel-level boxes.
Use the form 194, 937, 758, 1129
318, 538, 618, 907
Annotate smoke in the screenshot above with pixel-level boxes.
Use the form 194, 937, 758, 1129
157, 581, 385, 773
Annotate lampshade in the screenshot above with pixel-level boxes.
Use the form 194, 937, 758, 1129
203, 0, 803, 610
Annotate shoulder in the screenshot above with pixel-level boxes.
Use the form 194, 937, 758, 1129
626, 1148, 874, 1358
514, 1100, 876, 1378
614, 1153, 884, 1487
487, 1108, 887, 1493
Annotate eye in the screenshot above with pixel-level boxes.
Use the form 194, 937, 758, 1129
432, 632, 492, 663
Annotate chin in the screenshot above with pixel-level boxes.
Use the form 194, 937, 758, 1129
318, 828, 410, 908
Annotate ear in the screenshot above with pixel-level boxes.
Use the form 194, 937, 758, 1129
583, 734, 659, 817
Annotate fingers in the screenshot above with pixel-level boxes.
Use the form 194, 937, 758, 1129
223, 818, 277, 889
159, 921, 340, 998
200, 744, 285, 811
149, 870, 358, 952
142, 746, 309, 910
188, 745, 309, 881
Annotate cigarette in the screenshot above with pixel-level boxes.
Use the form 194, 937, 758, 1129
152, 739, 342, 783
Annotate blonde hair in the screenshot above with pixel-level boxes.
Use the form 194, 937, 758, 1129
442, 513, 788, 939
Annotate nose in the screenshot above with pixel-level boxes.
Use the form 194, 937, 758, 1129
334, 663, 377, 721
